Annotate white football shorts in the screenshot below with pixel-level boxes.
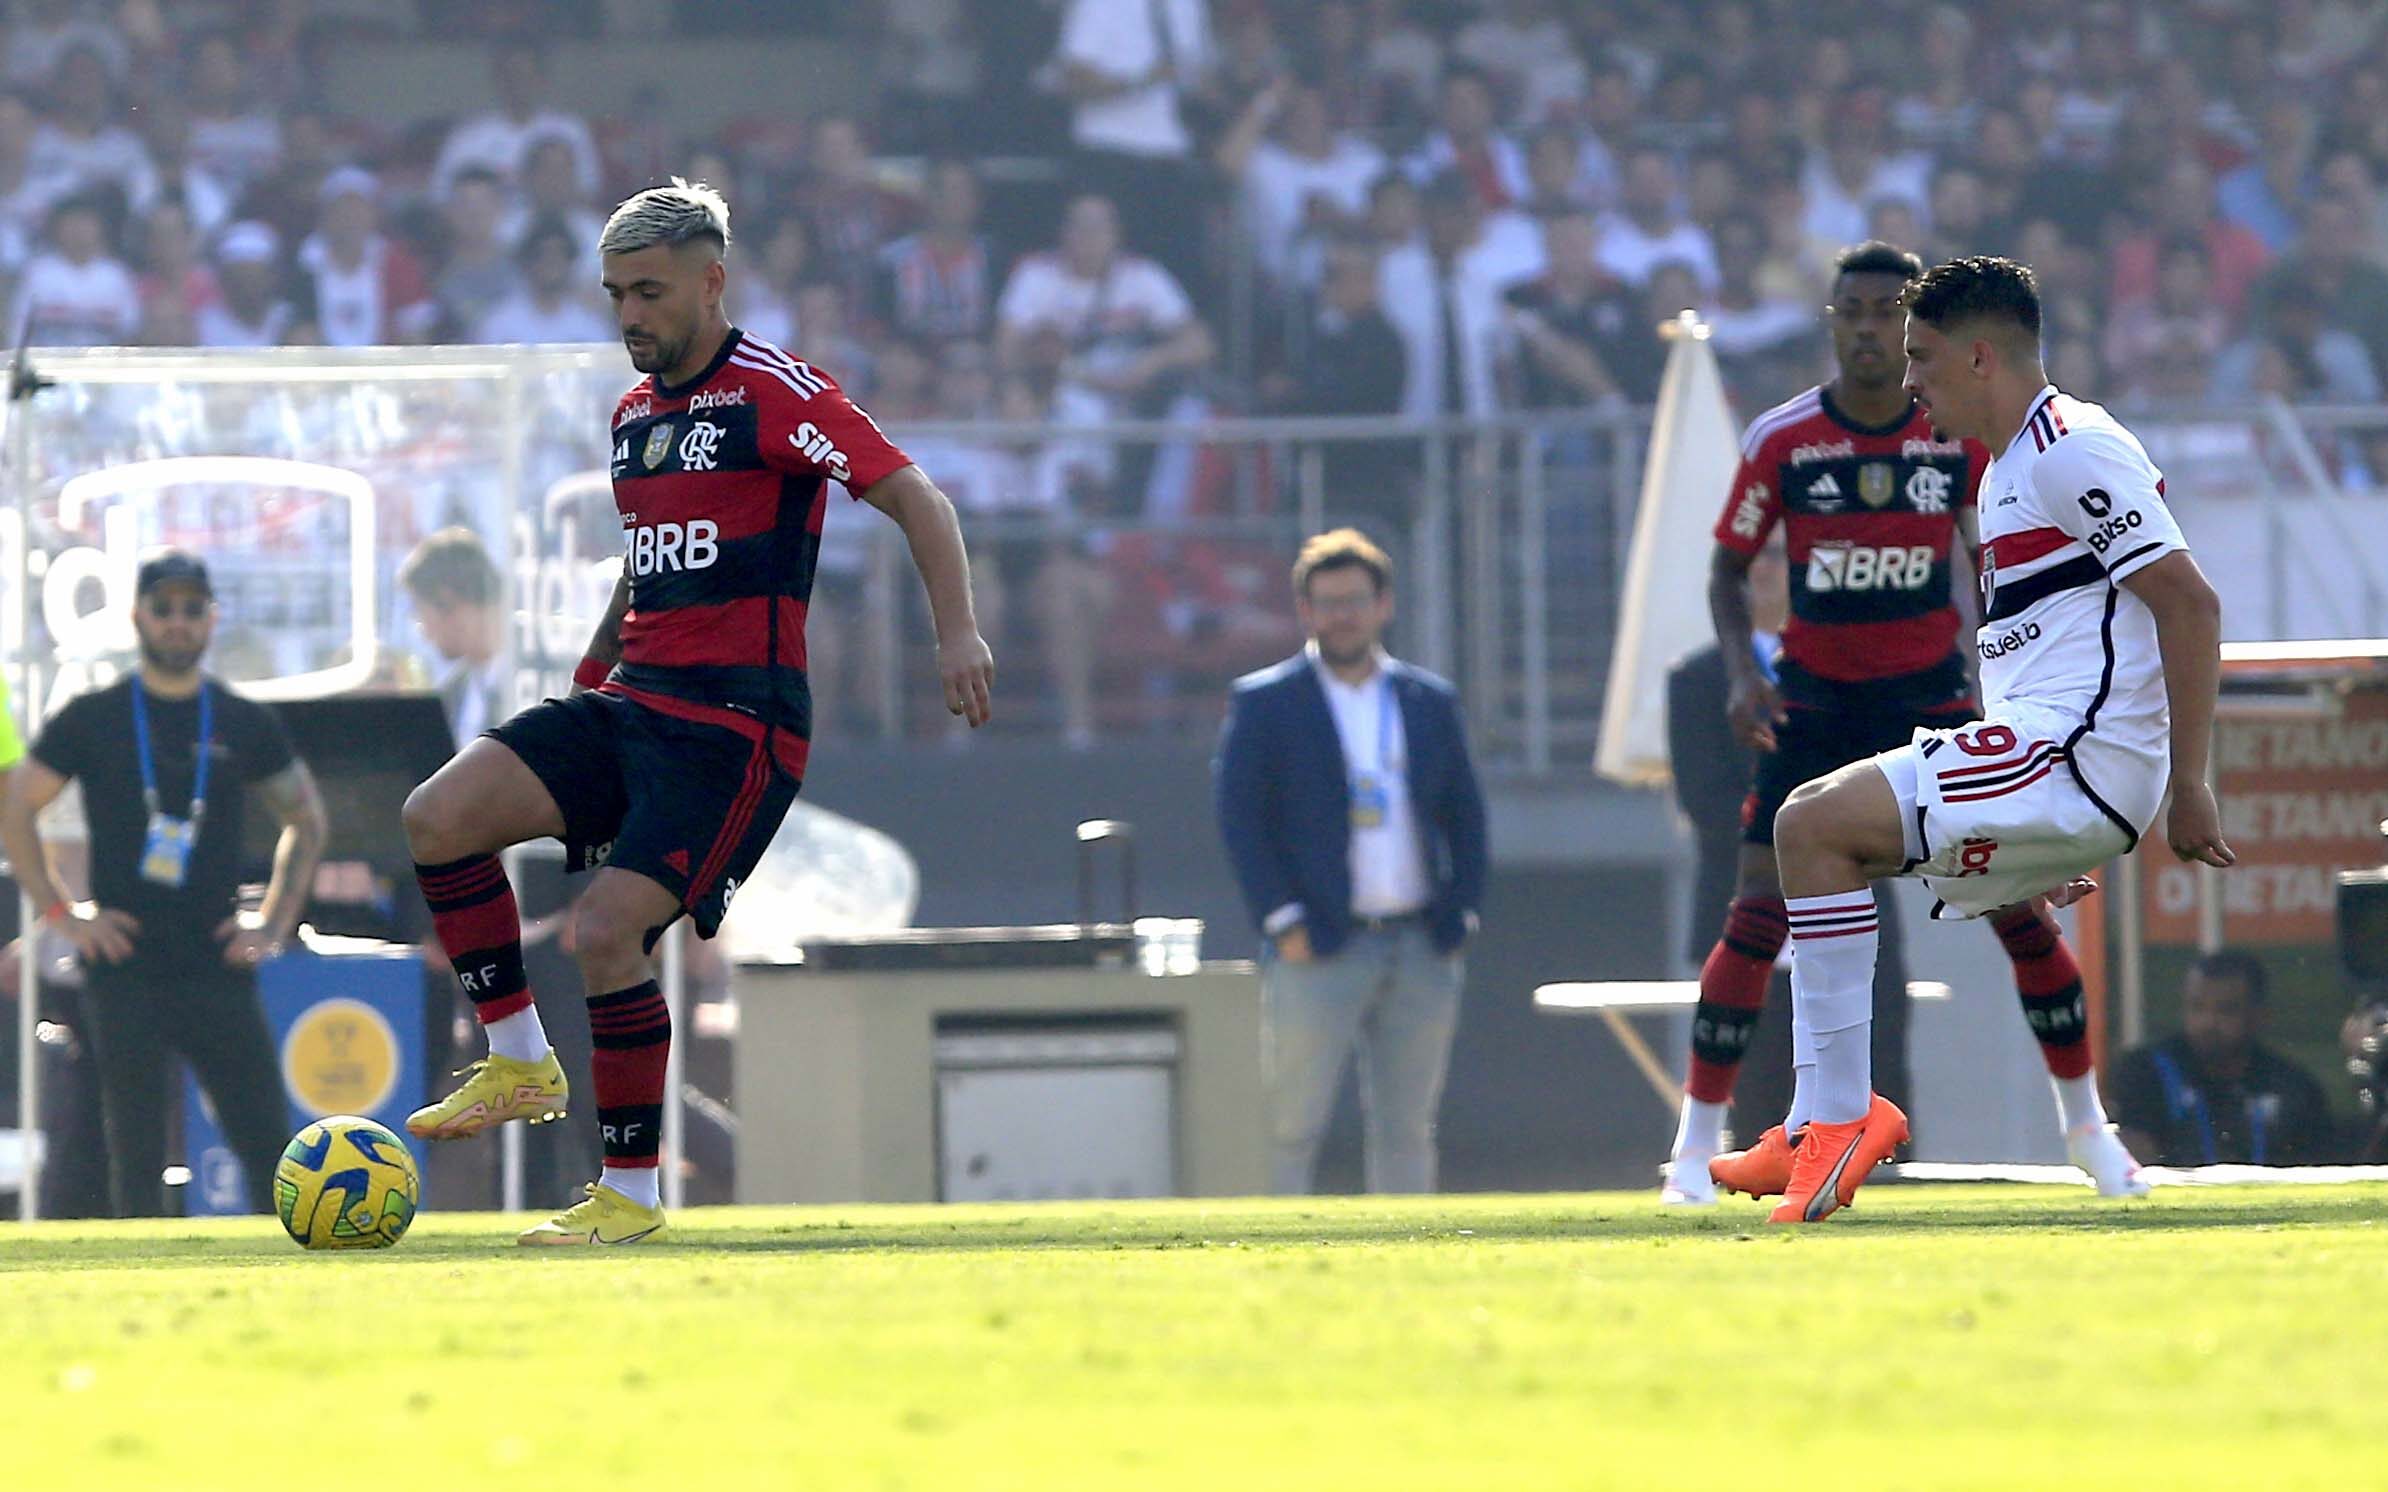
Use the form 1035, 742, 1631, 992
1873, 704, 2159, 919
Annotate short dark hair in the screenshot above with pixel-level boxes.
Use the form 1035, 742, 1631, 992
399, 527, 501, 606
514, 211, 578, 269
1901, 255, 2043, 339
1834, 240, 1924, 283
1293, 527, 1392, 597
2190, 949, 2270, 1005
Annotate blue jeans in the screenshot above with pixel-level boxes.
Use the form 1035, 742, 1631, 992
1261, 921, 1465, 1194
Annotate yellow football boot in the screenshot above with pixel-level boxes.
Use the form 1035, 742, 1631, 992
517, 1181, 667, 1246
405, 1050, 569, 1141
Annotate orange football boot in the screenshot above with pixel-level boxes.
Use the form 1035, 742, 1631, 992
1769, 1094, 1909, 1224
1709, 1124, 1798, 1199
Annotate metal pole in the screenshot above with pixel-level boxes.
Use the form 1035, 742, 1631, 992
497, 843, 526, 1214
2116, 851, 2146, 1048
1417, 434, 1452, 677
1297, 443, 1325, 539
1464, 434, 1500, 725
12, 349, 41, 1220
1519, 429, 1550, 774
660, 917, 685, 1212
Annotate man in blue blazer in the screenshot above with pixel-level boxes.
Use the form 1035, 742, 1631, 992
1214, 529, 1488, 1193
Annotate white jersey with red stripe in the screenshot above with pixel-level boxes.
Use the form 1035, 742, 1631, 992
1973, 384, 2186, 834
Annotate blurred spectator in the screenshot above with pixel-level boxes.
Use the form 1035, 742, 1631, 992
1358, 0, 1441, 128
1381, 172, 1536, 417
131, 195, 216, 346
2261, 195, 2388, 389
732, 213, 813, 350
1298, 0, 1395, 135
1517, 124, 1601, 220
478, 214, 608, 344
2049, 3, 2137, 164
431, 42, 600, 201
4, 0, 129, 89
1453, 0, 1586, 128
1269, 236, 1409, 537
1924, 163, 1995, 262
398, 527, 509, 745
11, 193, 138, 346
1051, 0, 1212, 294
1596, 145, 1719, 290
233, 107, 340, 253
1404, 65, 1527, 211
1683, 147, 1743, 236
2217, 98, 2315, 253
1705, 214, 1814, 400
2212, 278, 2383, 404
137, 101, 232, 239
433, 167, 523, 341
904, 351, 1106, 746
195, 220, 297, 349
2317, 150, 2388, 275
876, 158, 995, 343
183, 31, 281, 191
995, 192, 1214, 427
2104, 237, 2229, 402
1364, 170, 1422, 257
0, 90, 68, 268
1499, 208, 1637, 409
1275, 237, 1406, 418
29, 42, 155, 213
2109, 154, 2272, 319
1892, 6, 1981, 152
292, 167, 435, 346
1800, 88, 1931, 250
792, 112, 914, 322
1219, 80, 1383, 290
793, 280, 876, 396
501, 131, 604, 281
2109, 951, 2337, 1167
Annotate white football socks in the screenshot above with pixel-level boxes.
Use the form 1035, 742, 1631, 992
2053, 1071, 2109, 1133
1786, 890, 1880, 1127
1672, 1096, 1727, 1160
602, 1166, 661, 1209
484, 1004, 550, 1063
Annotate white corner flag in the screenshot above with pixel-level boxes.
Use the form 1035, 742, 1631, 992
1594, 313, 1740, 787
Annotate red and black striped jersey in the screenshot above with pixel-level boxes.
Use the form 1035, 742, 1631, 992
602, 328, 911, 777
1712, 386, 1988, 695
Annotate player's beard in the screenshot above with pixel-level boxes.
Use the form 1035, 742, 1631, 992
1317, 636, 1376, 671
626, 329, 684, 375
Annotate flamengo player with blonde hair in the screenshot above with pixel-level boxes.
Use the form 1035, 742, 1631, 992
400, 179, 994, 1244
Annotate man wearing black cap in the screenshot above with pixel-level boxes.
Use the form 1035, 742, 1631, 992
0, 550, 329, 1216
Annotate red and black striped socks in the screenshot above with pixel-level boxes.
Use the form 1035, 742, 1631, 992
1989, 903, 2093, 1079
1686, 895, 1790, 1106
590, 980, 671, 1207
415, 854, 548, 1061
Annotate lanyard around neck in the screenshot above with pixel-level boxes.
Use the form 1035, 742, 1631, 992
132, 678, 211, 823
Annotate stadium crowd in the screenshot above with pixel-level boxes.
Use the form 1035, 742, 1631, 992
7, 0, 2388, 735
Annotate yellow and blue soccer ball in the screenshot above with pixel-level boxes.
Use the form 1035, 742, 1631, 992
273, 1115, 420, 1250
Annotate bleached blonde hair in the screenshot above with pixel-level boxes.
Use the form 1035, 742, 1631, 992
599, 177, 731, 258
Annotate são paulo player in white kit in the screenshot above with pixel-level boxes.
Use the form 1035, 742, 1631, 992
1758, 256, 2236, 1224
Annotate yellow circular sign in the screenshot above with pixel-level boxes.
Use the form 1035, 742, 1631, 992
280, 998, 399, 1116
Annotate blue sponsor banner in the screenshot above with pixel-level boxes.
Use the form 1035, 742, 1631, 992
182, 941, 425, 1216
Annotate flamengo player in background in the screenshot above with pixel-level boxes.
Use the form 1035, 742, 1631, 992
1664, 242, 2146, 1208
1760, 255, 2232, 1224
401, 179, 994, 1245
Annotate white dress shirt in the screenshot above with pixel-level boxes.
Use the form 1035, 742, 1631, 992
1313, 645, 1431, 919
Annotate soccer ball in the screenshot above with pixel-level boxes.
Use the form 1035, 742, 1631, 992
273, 1115, 420, 1250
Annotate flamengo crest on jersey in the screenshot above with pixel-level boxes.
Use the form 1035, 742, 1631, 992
1712, 386, 1988, 688
604, 329, 911, 775
1975, 385, 2186, 776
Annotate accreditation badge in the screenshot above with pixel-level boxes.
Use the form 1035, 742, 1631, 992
140, 812, 198, 887
1349, 772, 1390, 830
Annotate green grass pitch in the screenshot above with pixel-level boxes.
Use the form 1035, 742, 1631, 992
5, 1185, 2382, 1490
